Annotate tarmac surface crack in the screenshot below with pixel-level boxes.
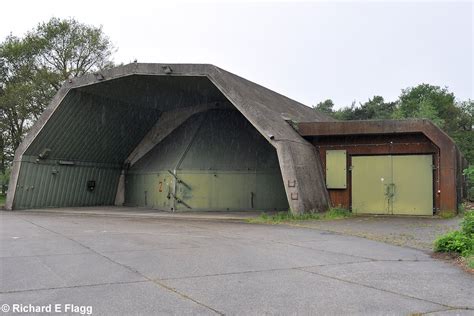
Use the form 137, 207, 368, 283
0, 280, 150, 294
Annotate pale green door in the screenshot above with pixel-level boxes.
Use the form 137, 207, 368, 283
391, 155, 433, 215
352, 156, 392, 214
351, 155, 433, 215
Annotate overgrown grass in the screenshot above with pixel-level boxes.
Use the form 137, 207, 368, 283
248, 207, 352, 224
0, 194, 5, 207
439, 211, 457, 219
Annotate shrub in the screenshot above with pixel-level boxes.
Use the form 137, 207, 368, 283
434, 231, 473, 257
461, 211, 474, 235
464, 166, 474, 201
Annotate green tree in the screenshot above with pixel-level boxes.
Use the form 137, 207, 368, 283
333, 101, 357, 120
353, 96, 397, 120
27, 17, 115, 89
396, 84, 459, 131
456, 100, 473, 132
320, 97, 397, 121
313, 99, 335, 115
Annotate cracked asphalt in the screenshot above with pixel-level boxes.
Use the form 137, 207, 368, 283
1, 211, 473, 315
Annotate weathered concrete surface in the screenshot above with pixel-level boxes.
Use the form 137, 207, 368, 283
276, 141, 330, 214
1, 210, 472, 315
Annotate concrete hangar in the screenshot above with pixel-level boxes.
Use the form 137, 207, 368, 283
6, 63, 467, 216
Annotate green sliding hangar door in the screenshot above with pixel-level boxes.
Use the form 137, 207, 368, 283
351, 155, 433, 215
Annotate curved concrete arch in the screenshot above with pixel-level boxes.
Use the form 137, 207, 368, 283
7, 63, 332, 213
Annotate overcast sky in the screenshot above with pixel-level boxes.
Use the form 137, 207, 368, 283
1, 0, 472, 108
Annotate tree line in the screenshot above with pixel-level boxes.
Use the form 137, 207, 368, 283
314, 87, 473, 164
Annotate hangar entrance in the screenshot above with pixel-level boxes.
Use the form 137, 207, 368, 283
124, 109, 289, 211
351, 155, 433, 215
7, 64, 332, 213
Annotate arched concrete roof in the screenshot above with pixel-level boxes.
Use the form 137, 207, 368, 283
7, 63, 332, 212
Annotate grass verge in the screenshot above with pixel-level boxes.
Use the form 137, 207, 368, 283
0, 194, 5, 207
248, 207, 351, 224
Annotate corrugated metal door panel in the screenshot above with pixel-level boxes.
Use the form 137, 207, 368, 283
13, 159, 120, 209
352, 156, 392, 214
25, 90, 161, 164
392, 155, 433, 215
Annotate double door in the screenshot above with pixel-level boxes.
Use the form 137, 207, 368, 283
351, 155, 433, 215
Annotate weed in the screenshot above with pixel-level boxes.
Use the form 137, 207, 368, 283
434, 231, 473, 256
461, 211, 474, 235
325, 207, 352, 219
434, 211, 474, 258
249, 208, 351, 224
439, 211, 456, 219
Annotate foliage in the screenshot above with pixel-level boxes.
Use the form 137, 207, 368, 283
313, 99, 335, 115
248, 207, 352, 224
317, 96, 396, 121
434, 211, 474, 257
397, 84, 458, 131
0, 167, 9, 192
463, 166, 474, 183
434, 230, 473, 257
28, 17, 115, 85
0, 194, 5, 207
461, 210, 474, 235
463, 166, 474, 201
345, 96, 397, 120
452, 132, 474, 165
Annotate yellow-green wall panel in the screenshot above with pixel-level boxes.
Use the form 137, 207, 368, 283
326, 150, 347, 189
